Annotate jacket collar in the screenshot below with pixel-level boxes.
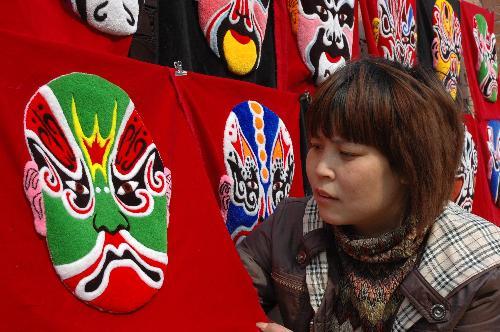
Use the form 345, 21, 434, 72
392, 203, 500, 331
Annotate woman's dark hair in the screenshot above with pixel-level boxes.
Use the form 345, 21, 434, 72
306, 57, 464, 232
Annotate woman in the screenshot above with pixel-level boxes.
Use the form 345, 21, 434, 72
238, 58, 500, 331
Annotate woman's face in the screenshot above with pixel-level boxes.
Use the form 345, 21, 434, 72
306, 134, 407, 235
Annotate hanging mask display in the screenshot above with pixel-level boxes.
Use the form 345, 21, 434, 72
365, 0, 417, 67
23, 73, 170, 313
451, 125, 478, 212
289, 0, 358, 85
432, 0, 462, 99
473, 14, 498, 103
198, 0, 270, 75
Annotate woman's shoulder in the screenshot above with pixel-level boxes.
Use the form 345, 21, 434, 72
418, 202, 500, 294
271, 196, 311, 226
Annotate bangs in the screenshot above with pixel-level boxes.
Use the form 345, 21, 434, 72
306, 61, 396, 150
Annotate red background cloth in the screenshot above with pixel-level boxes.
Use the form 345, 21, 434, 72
274, 0, 316, 94
0, 29, 264, 331
0, 0, 131, 56
171, 68, 305, 203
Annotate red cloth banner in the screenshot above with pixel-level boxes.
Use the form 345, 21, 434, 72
0, 29, 264, 331
0, 0, 131, 56
460, 1, 499, 120
171, 69, 304, 244
274, 0, 317, 94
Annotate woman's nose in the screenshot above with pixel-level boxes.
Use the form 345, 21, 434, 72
315, 158, 336, 180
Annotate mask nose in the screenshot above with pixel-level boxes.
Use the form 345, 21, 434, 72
92, 189, 129, 234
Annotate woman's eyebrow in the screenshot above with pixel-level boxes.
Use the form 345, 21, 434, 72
331, 137, 348, 144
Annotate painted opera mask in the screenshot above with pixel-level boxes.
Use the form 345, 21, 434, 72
294, 0, 356, 85
219, 101, 295, 244
487, 121, 500, 206
67, 0, 140, 36
373, 0, 417, 67
451, 126, 477, 212
473, 14, 498, 102
23, 73, 171, 313
198, 0, 270, 75
432, 0, 462, 99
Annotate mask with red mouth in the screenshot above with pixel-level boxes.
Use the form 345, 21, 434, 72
373, 0, 417, 67
292, 0, 356, 85
66, 0, 141, 36
23, 73, 171, 313
198, 0, 270, 75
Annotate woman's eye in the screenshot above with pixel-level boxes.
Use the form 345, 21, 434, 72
117, 181, 139, 195
339, 150, 358, 158
66, 181, 89, 195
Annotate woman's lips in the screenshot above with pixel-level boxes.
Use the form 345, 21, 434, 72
314, 188, 338, 202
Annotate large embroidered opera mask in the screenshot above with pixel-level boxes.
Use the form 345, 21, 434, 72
23, 73, 171, 313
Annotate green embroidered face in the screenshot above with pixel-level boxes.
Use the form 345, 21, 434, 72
23, 73, 170, 313
473, 14, 498, 102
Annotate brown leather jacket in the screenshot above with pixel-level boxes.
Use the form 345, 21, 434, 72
238, 197, 500, 331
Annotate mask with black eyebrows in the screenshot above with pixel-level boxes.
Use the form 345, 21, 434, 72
293, 0, 355, 85
67, 0, 141, 36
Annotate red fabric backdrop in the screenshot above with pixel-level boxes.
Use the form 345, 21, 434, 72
0, 29, 264, 331
0, 0, 131, 56
171, 68, 305, 242
274, 0, 318, 94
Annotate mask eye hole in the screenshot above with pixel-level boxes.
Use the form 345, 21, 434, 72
66, 180, 89, 195
117, 181, 139, 195
246, 180, 258, 190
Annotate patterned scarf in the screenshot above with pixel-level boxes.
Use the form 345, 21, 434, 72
303, 198, 429, 332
